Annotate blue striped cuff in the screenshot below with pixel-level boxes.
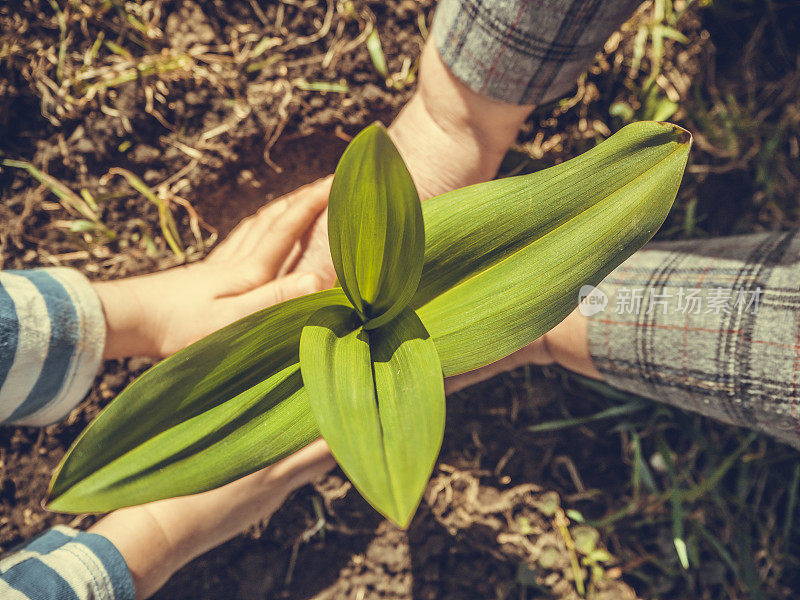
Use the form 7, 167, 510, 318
0, 268, 106, 426
0, 525, 135, 600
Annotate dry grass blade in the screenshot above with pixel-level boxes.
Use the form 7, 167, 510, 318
1, 158, 115, 241
46, 0, 68, 82
101, 167, 184, 257
2, 159, 97, 221
169, 194, 218, 249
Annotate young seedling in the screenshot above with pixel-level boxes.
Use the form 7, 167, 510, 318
46, 121, 692, 529
299, 125, 442, 526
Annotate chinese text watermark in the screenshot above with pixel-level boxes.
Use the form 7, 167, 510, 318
578, 286, 762, 317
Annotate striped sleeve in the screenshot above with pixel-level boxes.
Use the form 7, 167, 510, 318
0, 268, 106, 426
432, 0, 641, 105
0, 525, 134, 600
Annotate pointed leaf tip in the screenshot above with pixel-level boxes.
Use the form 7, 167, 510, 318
300, 305, 444, 527
328, 123, 425, 329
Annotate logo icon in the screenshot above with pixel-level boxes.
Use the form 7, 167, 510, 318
578, 285, 608, 316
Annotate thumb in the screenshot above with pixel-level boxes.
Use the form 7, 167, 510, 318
228, 272, 324, 316
265, 438, 335, 490
444, 340, 549, 395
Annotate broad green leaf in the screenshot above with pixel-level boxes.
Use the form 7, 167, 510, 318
299, 306, 444, 527
370, 307, 445, 525
49, 121, 691, 513
328, 123, 424, 329
414, 121, 691, 375
47, 288, 350, 512
50, 364, 309, 513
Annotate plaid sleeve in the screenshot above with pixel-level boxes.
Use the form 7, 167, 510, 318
432, 0, 641, 105
586, 230, 800, 448
0, 525, 134, 600
0, 268, 105, 426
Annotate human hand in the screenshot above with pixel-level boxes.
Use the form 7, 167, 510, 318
89, 439, 335, 600
388, 41, 535, 201
290, 40, 535, 290
94, 183, 329, 359
286, 177, 337, 288
444, 308, 602, 394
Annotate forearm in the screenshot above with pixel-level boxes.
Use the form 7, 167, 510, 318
510, 231, 800, 450
389, 42, 534, 200
93, 277, 160, 360
545, 309, 602, 380
0, 525, 135, 600
389, 0, 642, 200
583, 230, 800, 448
86, 474, 288, 600
0, 443, 331, 600
431, 0, 641, 106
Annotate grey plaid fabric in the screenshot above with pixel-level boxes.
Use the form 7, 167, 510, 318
432, 0, 640, 105
588, 231, 800, 449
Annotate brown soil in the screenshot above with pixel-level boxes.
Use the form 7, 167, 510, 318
2, 0, 800, 599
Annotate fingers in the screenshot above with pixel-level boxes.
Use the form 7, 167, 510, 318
289, 206, 337, 285
206, 176, 332, 271
243, 178, 332, 281
443, 339, 550, 395
206, 195, 293, 264
267, 438, 336, 490
225, 271, 323, 317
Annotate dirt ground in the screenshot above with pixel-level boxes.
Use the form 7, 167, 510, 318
2, 1, 800, 598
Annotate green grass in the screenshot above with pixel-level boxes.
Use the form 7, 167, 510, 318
524, 369, 800, 598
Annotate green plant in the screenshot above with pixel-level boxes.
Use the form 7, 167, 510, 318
46, 121, 691, 527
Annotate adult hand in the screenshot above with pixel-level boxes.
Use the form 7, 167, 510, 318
94, 181, 328, 359
444, 308, 602, 394
388, 42, 534, 201
287, 177, 336, 288
291, 41, 535, 293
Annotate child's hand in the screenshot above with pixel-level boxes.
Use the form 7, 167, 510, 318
284, 176, 337, 288
95, 183, 329, 359
89, 438, 335, 599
